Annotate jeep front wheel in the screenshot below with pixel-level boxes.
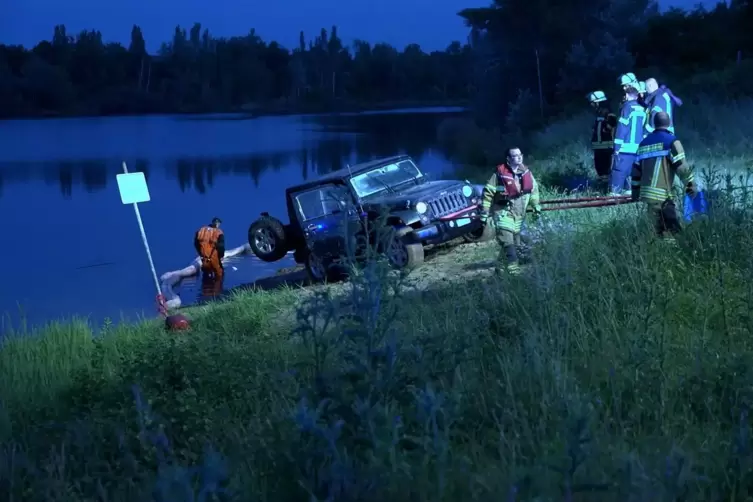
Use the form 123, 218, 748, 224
305, 250, 345, 283
463, 223, 495, 243
248, 216, 289, 262
386, 227, 424, 270
305, 250, 328, 282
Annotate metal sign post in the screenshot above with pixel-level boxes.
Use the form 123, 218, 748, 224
116, 161, 167, 317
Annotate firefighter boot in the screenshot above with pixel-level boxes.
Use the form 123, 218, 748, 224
494, 243, 521, 275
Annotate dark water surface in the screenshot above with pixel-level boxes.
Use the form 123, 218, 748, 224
0, 107, 465, 331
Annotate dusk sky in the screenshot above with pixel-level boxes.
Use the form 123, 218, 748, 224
2, 0, 722, 53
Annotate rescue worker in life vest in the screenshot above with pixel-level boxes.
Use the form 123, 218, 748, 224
612, 73, 647, 195
194, 217, 226, 294
631, 111, 696, 239
480, 147, 542, 274
587, 90, 618, 191
643, 77, 683, 135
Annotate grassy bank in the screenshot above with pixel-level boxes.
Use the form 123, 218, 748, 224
2, 98, 753, 500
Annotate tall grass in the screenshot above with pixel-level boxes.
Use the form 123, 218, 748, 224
2, 91, 753, 500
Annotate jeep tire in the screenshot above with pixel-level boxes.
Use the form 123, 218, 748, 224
463, 223, 495, 243
248, 216, 289, 262
305, 250, 346, 283
385, 226, 424, 270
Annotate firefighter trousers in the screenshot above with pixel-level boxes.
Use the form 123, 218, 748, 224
647, 200, 682, 237
200, 254, 224, 280
610, 153, 635, 194
491, 211, 524, 272
593, 149, 613, 177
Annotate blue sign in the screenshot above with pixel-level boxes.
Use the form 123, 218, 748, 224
116, 172, 151, 204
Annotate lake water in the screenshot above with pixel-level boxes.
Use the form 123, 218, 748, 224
0, 107, 465, 332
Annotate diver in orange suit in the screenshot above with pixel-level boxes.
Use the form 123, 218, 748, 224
194, 217, 225, 296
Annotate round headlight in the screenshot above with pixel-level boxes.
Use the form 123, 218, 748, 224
462, 185, 473, 197
415, 201, 428, 214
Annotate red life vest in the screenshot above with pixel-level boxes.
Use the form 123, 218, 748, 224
496, 164, 533, 198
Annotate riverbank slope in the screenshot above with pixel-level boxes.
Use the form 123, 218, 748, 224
2, 97, 753, 501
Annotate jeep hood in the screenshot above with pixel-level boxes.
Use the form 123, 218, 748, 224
363, 180, 466, 208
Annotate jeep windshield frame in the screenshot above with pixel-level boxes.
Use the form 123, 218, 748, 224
348, 159, 424, 199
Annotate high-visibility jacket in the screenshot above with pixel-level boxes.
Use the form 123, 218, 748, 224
631, 129, 694, 203
591, 109, 618, 151
644, 89, 677, 135
614, 99, 646, 154
194, 225, 226, 259
481, 164, 541, 232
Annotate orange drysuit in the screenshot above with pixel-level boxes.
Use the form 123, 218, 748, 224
194, 225, 225, 281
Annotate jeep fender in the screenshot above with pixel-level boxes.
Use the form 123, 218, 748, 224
388, 210, 421, 226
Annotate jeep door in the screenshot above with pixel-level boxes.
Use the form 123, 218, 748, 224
290, 183, 360, 261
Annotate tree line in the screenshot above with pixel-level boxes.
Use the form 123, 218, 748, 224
461, 0, 753, 130
0, 25, 473, 118
1, 1, 752, 121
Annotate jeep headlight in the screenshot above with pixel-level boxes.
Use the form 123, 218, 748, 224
415, 201, 428, 214
462, 185, 473, 197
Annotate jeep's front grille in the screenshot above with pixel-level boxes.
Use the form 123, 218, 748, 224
427, 189, 470, 217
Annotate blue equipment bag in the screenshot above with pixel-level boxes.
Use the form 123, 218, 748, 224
683, 190, 708, 222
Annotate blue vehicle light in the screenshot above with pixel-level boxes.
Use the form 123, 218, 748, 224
415, 226, 439, 239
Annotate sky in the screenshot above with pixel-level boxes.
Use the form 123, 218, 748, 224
1, 0, 723, 54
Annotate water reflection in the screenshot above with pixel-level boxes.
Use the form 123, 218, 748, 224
0, 109, 463, 332
0, 110, 457, 197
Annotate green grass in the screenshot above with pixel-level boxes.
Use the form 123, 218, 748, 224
3, 97, 753, 500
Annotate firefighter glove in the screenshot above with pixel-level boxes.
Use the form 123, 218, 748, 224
531, 207, 543, 222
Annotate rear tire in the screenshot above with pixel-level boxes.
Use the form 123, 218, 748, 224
385, 227, 424, 270
248, 216, 289, 262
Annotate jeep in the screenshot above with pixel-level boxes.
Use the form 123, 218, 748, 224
247, 155, 490, 281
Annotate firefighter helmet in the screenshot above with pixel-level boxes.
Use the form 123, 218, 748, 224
618, 72, 638, 87
637, 81, 647, 95
587, 90, 607, 104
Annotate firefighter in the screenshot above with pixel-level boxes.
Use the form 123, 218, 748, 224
643, 77, 683, 135
480, 147, 542, 274
587, 90, 618, 191
631, 111, 696, 240
194, 217, 225, 295
612, 73, 647, 195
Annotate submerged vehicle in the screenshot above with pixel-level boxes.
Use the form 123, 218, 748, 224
247, 155, 489, 281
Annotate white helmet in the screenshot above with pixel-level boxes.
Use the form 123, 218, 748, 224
587, 90, 607, 104
618, 72, 638, 88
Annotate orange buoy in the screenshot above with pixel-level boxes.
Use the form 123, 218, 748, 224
165, 313, 191, 331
